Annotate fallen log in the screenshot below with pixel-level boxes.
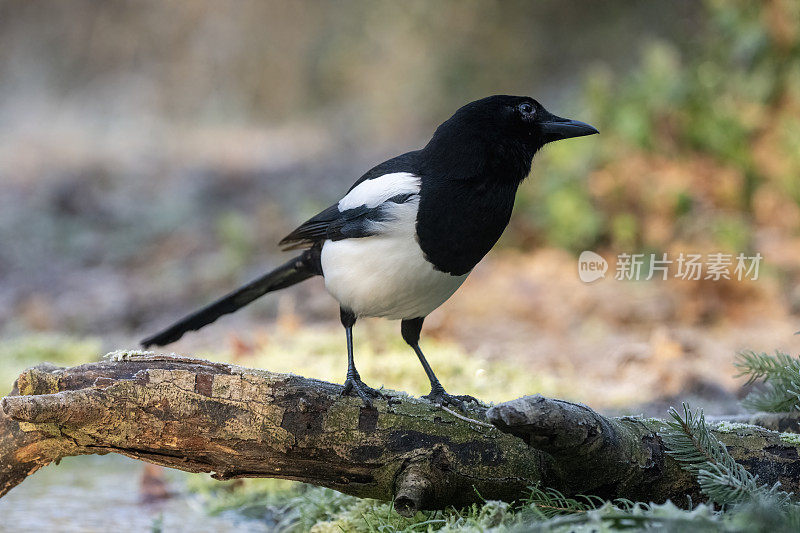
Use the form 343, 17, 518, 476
1, 352, 799, 516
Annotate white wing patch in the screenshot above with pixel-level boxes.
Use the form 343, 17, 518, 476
338, 172, 421, 210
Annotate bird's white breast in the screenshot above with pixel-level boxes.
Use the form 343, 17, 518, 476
320, 172, 468, 319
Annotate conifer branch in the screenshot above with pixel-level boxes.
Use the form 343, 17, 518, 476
663, 404, 792, 507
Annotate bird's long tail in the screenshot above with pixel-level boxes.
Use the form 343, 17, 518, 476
140, 249, 322, 348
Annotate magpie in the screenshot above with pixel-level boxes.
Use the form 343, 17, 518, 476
141, 95, 597, 407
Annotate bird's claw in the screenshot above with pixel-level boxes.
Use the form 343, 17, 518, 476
423, 388, 479, 409
342, 377, 383, 408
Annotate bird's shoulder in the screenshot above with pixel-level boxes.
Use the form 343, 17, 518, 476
278, 151, 422, 251
345, 150, 421, 192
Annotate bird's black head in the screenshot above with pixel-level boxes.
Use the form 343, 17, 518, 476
448, 95, 597, 150
422, 95, 597, 183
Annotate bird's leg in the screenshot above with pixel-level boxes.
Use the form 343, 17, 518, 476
401, 317, 479, 408
340, 308, 382, 407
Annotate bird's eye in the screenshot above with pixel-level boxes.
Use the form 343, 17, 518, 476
519, 102, 534, 115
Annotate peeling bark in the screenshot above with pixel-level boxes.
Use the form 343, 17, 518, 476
1, 353, 800, 516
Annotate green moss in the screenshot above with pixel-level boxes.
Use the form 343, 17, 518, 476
321, 401, 362, 432
184, 477, 800, 532
779, 432, 800, 445
713, 421, 763, 433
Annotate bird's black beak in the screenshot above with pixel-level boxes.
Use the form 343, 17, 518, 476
539, 114, 599, 144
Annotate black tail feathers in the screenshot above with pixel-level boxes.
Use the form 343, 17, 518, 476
141, 249, 321, 348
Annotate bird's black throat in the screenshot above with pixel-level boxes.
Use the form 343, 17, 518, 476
415, 137, 534, 276
415, 177, 520, 276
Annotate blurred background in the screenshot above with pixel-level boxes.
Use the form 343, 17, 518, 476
1, 0, 799, 530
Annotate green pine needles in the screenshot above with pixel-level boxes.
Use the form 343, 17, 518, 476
663, 404, 791, 507
735, 351, 800, 413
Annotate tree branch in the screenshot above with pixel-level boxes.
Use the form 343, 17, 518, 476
0, 353, 550, 515
2, 353, 800, 516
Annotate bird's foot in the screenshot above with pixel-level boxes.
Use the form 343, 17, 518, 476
342, 377, 383, 408
423, 387, 480, 409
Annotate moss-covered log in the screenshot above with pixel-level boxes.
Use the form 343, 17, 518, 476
488, 395, 800, 504
2, 353, 800, 516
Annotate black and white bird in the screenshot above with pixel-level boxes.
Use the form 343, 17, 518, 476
141, 95, 597, 407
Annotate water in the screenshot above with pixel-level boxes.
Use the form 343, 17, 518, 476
0, 455, 270, 533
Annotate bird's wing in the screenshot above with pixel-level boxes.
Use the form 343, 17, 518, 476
279, 171, 421, 251
278, 204, 341, 250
